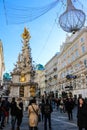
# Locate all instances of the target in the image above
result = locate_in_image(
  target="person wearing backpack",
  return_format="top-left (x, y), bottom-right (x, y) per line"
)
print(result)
top-left (43, 99), bottom-right (53, 130)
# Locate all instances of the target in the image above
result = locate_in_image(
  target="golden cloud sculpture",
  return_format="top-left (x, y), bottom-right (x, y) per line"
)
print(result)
top-left (22, 27), bottom-right (31, 40)
top-left (30, 86), bottom-right (36, 97)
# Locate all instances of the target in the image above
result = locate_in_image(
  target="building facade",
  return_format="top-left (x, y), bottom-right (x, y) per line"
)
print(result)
top-left (0, 40), bottom-right (5, 96)
top-left (45, 53), bottom-right (59, 97)
top-left (57, 27), bottom-right (87, 98)
top-left (34, 69), bottom-right (45, 97)
top-left (44, 27), bottom-right (87, 99)
top-left (0, 40), bottom-right (5, 82)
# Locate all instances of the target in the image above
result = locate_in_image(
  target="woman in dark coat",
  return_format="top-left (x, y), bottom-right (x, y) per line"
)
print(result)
top-left (77, 97), bottom-right (87, 130)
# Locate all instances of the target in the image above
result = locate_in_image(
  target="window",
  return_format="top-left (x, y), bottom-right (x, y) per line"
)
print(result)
top-left (68, 57), bottom-right (71, 63)
top-left (74, 43), bottom-right (78, 49)
top-left (71, 46), bottom-right (74, 52)
top-left (71, 54), bottom-right (75, 61)
top-left (80, 37), bottom-right (84, 42)
top-left (75, 50), bottom-right (79, 57)
top-left (81, 45), bottom-right (85, 53)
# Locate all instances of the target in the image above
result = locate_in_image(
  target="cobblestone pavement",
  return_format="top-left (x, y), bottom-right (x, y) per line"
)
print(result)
top-left (3, 106), bottom-right (78, 130)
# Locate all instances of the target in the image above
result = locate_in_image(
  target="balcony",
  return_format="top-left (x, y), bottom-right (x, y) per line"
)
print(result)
top-left (65, 86), bottom-right (73, 90)
top-left (49, 77), bottom-right (52, 81)
top-left (54, 75), bottom-right (57, 79)
top-left (45, 80), bottom-right (47, 83)
top-left (53, 68), bottom-right (57, 71)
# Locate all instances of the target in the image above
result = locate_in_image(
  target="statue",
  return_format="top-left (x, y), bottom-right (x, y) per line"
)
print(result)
top-left (21, 27), bottom-right (31, 42)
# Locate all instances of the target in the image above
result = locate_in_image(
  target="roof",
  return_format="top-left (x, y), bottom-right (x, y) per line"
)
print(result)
top-left (36, 64), bottom-right (45, 70)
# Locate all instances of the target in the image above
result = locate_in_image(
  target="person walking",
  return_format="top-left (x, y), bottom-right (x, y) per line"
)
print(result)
top-left (0, 98), bottom-right (6, 128)
top-left (65, 98), bottom-right (74, 120)
top-left (16, 98), bottom-right (23, 130)
top-left (43, 99), bottom-right (53, 130)
top-left (77, 97), bottom-right (87, 130)
top-left (28, 98), bottom-right (40, 130)
top-left (4, 97), bottom-right (10, 124)
top-left (0, 97), bottom-right (3, 129)
top-left (59, 98), bottom-right (64, 113)
top-left (10, 97), bottom-right (17, 130)
top-left (40, 99), bottom-right (45, 121)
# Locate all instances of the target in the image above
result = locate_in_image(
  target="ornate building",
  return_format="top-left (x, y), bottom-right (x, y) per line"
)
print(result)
top-left (0, 40), bottom-right (5, 96)
top-left (0, 40), bottom-right (5, 82)
top-left (44, 27), bottom-right (87, 99)
top-left (34, 64), bottom-right (45, 97)
top-left (45, 53), bottom-right (59, 97)
top-left (57, 27), bottom-right (87, 98)
top-left (9, 28), bottom-right (37, 102)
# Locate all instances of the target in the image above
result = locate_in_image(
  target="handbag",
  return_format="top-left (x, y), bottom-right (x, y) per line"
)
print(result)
top-left (32, 105), bottom-right (41, 122)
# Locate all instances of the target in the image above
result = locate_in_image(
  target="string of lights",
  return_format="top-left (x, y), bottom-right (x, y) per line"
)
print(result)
top-left (35, 4), bottom-right (63, 62)
top-left (3, 0), bottom-right (59, 24)
top-left (1, 0), bottom-right (87, 26)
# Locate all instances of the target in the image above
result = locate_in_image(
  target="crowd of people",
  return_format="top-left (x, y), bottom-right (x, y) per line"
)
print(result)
top-left (0, 96), bottom-right (87, 130)
top-left (27, 96), bottom-right (76, 130)
top-left (28, 98), bottom-right (53, 130)
top-left (0, 97), bottom-right (23, 130)
top-left (39, 96), bottom-right (87, 130)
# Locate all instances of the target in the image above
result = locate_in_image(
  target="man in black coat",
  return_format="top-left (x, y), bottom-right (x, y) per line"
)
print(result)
top-left (10, 97), bottom-right (17, 130)
top-left (40, 99), bottom-right (45, 121)
top-left (43, 99), bottom-right (53, 130)
top-left (0, 97), bottom-right (3, 129)
top-left (65, 98), bottom-right (74, 120)
top-left (16, 98), bottom-right (23, 130)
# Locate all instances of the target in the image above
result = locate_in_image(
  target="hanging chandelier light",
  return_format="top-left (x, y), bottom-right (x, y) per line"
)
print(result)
top-left (59, 0), bottom-right (86, 33)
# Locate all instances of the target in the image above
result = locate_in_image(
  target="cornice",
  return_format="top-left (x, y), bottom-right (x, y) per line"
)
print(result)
top-left (59, 27), bottom-right (87, 56)
top-left (58, 52), bottom-right (87, 80)
top-left (45, 52), bottom-right (59, 67)
top-left (10, 81), bottom-right (38, 87)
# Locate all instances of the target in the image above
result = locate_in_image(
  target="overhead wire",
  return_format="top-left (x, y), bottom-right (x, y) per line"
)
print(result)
top-left (35, 2), bottom-right (63, 62)
top-left (72, 0), bottom-right (87, 27)
top-left (35, 20), bottom-right (56, 62)
top-left (75, 0), bottom-right (87, 12)
top-left (56, 1), bottom-right (66, 28)
top-left (34, 0), bottom-right (87, 63)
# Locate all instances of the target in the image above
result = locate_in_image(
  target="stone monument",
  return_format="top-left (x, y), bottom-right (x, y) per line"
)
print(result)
top-left (10, 28), bottom-right (37, 104)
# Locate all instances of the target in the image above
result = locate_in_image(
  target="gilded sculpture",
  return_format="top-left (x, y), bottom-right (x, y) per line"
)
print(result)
top-left (22, 27), bottom-right (31, 41)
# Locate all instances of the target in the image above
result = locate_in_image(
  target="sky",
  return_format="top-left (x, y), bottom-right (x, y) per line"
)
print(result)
top-left (0, 0), bottom-right (87, 73)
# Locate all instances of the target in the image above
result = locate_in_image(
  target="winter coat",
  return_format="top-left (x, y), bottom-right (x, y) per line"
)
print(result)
top-left (10, 101), bottom-right (17, 116)
top-left (65, 100), bottom-right (74, 112)
top-left (16, 101), bottom-right (23, 118)
top-left (41, 103), bottom-right (45, 114)
top-left (77, 104), bottom-right (87, 128)
top-left (28, 103), bottom-right (40, 127)
top-left (43, 102), bottom-right (53, 115)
